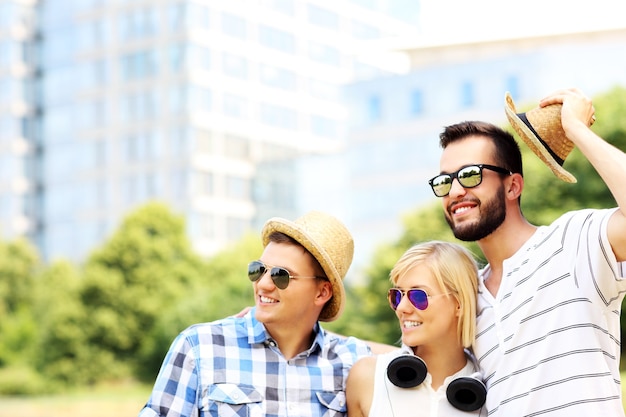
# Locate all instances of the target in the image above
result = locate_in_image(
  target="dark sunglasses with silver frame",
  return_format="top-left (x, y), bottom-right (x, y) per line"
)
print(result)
top-left (428, 163), bottom-right (512, 197)
top-left (247, 260), bottom-right (326, 290)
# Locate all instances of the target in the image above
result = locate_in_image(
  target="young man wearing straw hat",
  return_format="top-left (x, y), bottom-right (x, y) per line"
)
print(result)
top-left (139, 211), bottom-right (372, 417)
top-left (429, 87), bottom-right (626, 416)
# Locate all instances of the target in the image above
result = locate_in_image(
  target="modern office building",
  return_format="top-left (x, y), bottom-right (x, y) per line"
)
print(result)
top-left (0, 0), bottom-right (419, 262)
top-left (0, 1), bottom-right (41, 248)
top-left (343, 27), bottom-right (626, 272)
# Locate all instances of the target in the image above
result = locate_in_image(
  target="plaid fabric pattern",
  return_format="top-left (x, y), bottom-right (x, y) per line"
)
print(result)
top-left (139, 308), bottom-right (370, 417)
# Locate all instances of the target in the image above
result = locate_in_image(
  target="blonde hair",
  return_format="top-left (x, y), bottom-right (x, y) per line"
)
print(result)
top-left (389, 241), bottom-right (478, 348)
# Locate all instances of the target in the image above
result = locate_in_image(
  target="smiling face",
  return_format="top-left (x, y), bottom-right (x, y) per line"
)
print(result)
top-left (439, 135), bottom-right (508, 242)
top-left (394, 263), bottom-right (461, 353)
top-left (253, 241), bottom-right (330, 330)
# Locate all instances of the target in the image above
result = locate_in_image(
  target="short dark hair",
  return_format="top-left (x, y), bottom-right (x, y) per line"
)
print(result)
top-left (439, 121), bottom-right (523, 177)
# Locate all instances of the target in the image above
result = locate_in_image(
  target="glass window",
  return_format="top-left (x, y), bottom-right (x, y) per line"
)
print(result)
top-left (121, 91), bottom-right (157, 122)
top-left (121, 50), bottom-right (157, 80)
top-left (189, 3), bottom-right (210, 29)
top-left (307, 4), bottom-right (339, 30)
top-left (95, 179), bottom-right (108, 208)
top-left (170, 169), bottom-right (189, 199)
top-left (0, 42), bottom-right (9, 68)
top-left (80, 60), bottom-right (107, 89)
top-left (506, 75), bottom-right (520, 99)
top-left (77, 20), bottom-right (106, 51)
top-left (351, 20), bottom-right (380, 39)
top-left (461, 81), bottom-right (474, 108)
top-left (410, 89), bottom-right (424, 116)
top-left (95, 140), bottom-right (106, 168)
top-left (169, 2), bottom-right (210, 31)
top-left (169, 44), bottom-right (211, 73)
top-left (169, 84), bottom-right (204, 115)
top-left (260, 103), bottom-right (297, 130)
top-left (42, 28), bottom-right (75, 67)
top-left (259, 25), bottom-right (295, 53)
top-left (170, 127), bottom-right (191, 156)
top-left (259, 64), bottom-right (296, 90)
top-left (222, 52), bottom-right (248, 79)
top-left (119, 7), bottom-right (158, 40)
top-left (169, 84), bottom-right (186, 114)
top-left (221, 12), bottom-right (247, 39)
top-left (225, 175), bottom-right (249, 200)
top-left (311, 115), bottom-right (337, 138)
top-left (77, 100), bottom-right (105, 129)
top-left (223, 94), bottom-right (248, 118)
top-left (122, 174), bottom-right (139, 204)
top-left (0, 193), bottom-right (11, 218)
top-left (0, 115), bottom-right (17, 137)
top-left (144, 173), bottom-right (158, 199)
top-left (368, 95), bottom-right (382, 121)
top-left (308, 41), bottom-right (340, 66)
top-left (190, 212), bottom-right (215, 239)
top-left (261, 0), bottom-right (295, 15)
top-left (124, 135), bottom-right (139, 162)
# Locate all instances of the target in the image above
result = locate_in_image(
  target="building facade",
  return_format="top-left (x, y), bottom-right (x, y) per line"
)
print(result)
top-left (0, 0), bottom-right (418, 262)
top-left (0, 1), bottom-right (41, 248)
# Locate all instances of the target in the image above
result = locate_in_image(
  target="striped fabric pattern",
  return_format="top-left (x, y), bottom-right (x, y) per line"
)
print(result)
top-left (474, 208), bottom-right (626, 416)
top-left (139, 309), bottom-right (370, 417)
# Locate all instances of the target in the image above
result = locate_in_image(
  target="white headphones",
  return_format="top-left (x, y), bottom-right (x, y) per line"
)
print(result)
top-left (386, 348), bottom-right (486, 412)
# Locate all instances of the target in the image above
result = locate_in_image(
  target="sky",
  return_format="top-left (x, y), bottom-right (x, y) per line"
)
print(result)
top-left (416, 0), bottom-right (626, 42)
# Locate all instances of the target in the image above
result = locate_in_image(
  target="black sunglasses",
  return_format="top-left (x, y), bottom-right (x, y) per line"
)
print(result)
top-left (247, 260), bottom-right (324, 290)
top-left (428, 164), bottom-right (512, 197)
top-left (388, 288), bottom-right (451, 311)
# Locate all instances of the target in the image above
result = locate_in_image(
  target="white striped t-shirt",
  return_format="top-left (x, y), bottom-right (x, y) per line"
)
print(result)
top-left (474, 208), bottom-right (626, 417)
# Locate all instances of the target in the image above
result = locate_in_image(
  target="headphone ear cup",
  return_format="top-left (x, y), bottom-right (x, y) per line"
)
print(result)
top-left (386, 355), bottom-right (427, 388)
top-left (446, 373), bottom-right (487, 411)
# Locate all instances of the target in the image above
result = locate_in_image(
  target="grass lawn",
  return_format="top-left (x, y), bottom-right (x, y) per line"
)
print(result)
top-left (0, 380), bottom-right (151, 417)
top-left (3, 375), bottom-right (626, 416)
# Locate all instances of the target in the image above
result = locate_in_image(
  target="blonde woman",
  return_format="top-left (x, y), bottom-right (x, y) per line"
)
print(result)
top-left (346, 241), bottom-right (485, 416)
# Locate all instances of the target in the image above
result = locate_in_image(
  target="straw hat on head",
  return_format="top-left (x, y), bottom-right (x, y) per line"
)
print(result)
top-left (261, 210), bottom-right (354, 322)
top-left (504, 91), bottom-right (577, 183)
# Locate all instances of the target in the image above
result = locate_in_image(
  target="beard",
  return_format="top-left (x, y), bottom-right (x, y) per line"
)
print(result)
top-left (445, 185), bottom-right (506, 242)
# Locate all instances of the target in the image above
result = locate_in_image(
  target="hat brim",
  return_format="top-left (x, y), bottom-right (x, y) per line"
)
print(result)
top-left (262, 218), bottom-right (344, 322)
top-left (504, 92), bottom-right (577, 183)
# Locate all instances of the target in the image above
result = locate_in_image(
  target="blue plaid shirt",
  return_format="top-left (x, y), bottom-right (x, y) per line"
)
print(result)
top-left (139, 308), bottom-right (371, 417)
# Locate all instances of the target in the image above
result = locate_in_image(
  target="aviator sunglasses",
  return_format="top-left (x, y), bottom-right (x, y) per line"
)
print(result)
top-left (428, 164), bottom-right (512, 197)
top-left (247, 260), bottom-right (325, 290)
top-left (388, 288), bottom-right (452, 311)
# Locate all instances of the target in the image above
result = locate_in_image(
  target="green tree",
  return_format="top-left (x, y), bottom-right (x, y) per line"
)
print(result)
top-left (0, 239), bottom-right (45, 394)
top-left (77, 202), bottom-right (207, 383)
top-left (33, 260), bottom-right (94, 387)
top-left (0, 239), bottom-right (39, 315)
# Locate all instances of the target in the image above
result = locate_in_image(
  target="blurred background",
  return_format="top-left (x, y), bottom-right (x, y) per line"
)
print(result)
top-left (1, 0), bottom-right (626, 415)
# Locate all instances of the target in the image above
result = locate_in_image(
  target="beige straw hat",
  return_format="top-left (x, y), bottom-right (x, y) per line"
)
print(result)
top-left (261, 211), bottom-right (354, 322)
top-left (504, 91), bottom-right (577, 183)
